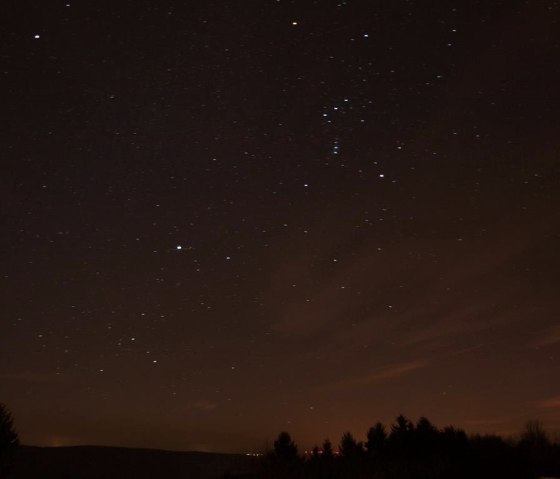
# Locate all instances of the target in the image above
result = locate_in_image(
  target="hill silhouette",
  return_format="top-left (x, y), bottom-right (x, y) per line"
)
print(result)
top-left (13, 445), bottom-right (260, 479)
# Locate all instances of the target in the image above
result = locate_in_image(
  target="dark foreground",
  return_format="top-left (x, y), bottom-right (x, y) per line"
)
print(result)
top-left (9, 440), bottom-right (560, 479)
top-left (13, 445), bottom-right (260, 479)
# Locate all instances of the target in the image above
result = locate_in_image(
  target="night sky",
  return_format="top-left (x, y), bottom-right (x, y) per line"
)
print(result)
top-left (2, 0), bottom-right (560, 453)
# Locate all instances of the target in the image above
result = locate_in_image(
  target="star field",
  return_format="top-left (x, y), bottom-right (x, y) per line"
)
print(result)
top-left (1, 0), bottom-right (560, 452)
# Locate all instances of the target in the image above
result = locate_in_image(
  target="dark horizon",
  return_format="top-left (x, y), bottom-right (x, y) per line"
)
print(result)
top-left (12, 412), bottom-right (560, 456)
top-left (2, 0), bottom-right (559, 453)
top-left (8, 419), bottom-right (560, 479)
top-left (13, 414), bottom-right (560, 455)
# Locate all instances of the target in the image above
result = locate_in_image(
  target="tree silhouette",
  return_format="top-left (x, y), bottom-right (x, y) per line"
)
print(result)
top-left (415, 416), bottom-right (437, 437)
top-left (311, 446), bottom-right (321, 459)
top-left (364, 422), bottom-right (388, 477)
top-left (441, 425), bottom-right (467, 443)
top-left (414, 416), bottom-right (439, 457)
top-left (250, 417), bottom-right (560, 479)
top-left (339, 432), bottom-right (362, 458)
top-left (266, 432), bottom-right (301, 478)
top-left (440, 425), bottom-right (468, 458)
top-left (338, 432), bottom-right (363, 478)
top-left (390, 414), bottom-right (414, 436)
top-left (317, 439), bottom-right (336, 479)
top-left (389, 414), bottom-right (414, 453)
top-left (307, 446), bottom-right (322, 477)
top-left (273, 431), bottom-right (298, 462)
top-left (519, 420), bottom-right (553, 477)
top-left (0, 404), bottom-right (19, 479)
top-left (365, 422), bottom-right (386, 457)
top-left (321, 439), bottom-right (333, 459)
top-left (520, 419), bottom-right (550, 449)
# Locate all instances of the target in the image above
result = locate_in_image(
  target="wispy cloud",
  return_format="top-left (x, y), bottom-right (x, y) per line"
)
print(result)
top-left (464, 418), bottom-right (510, 427)
top-left (532, 324), bottom-right (560, 347)
top-left (322, 359), bottom-right (429, 392)
top-left (186, 400), bottom-right (217, 411)
top-left (262, 213), bottom-right (546, 346)
top-left (0, 372), bottom-right (66, 383)
top-left (536, 396), bottom-right (560, 409)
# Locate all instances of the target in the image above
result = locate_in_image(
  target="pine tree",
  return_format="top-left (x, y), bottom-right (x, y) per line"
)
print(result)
top-left (273, 431), bottom-right (298, 462)
top-left (366, 422), bottom-right (387, 456)
top-left (0, 404), bottom-right (19, 479)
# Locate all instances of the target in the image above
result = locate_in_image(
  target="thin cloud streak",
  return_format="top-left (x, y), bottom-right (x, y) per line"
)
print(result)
top-left (321, 359), bottom-right (429, 392)
top-left (0, 372), bottom-right (67, 383)
top-left (185, 400), bottom-right (218, 411)
top-left (536, 396), bottom-right (560, 409)
top-left (532, 324), bottom-right (560, 347)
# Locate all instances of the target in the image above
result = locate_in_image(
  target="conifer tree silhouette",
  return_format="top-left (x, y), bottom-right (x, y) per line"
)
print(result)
top-left (339, 432), bottom-right (361, 458)
top-left (0, 404), bottom-right (19, 479)
top-left (365, 422), bottom-right (387, 456)
top-left (273, 431), bottom-right (298, 462)
top-left (321, 439), bottom-right (333, 459)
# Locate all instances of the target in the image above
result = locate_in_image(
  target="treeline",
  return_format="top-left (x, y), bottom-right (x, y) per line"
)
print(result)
top-left (242, 415), bottom-right (560, 479)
